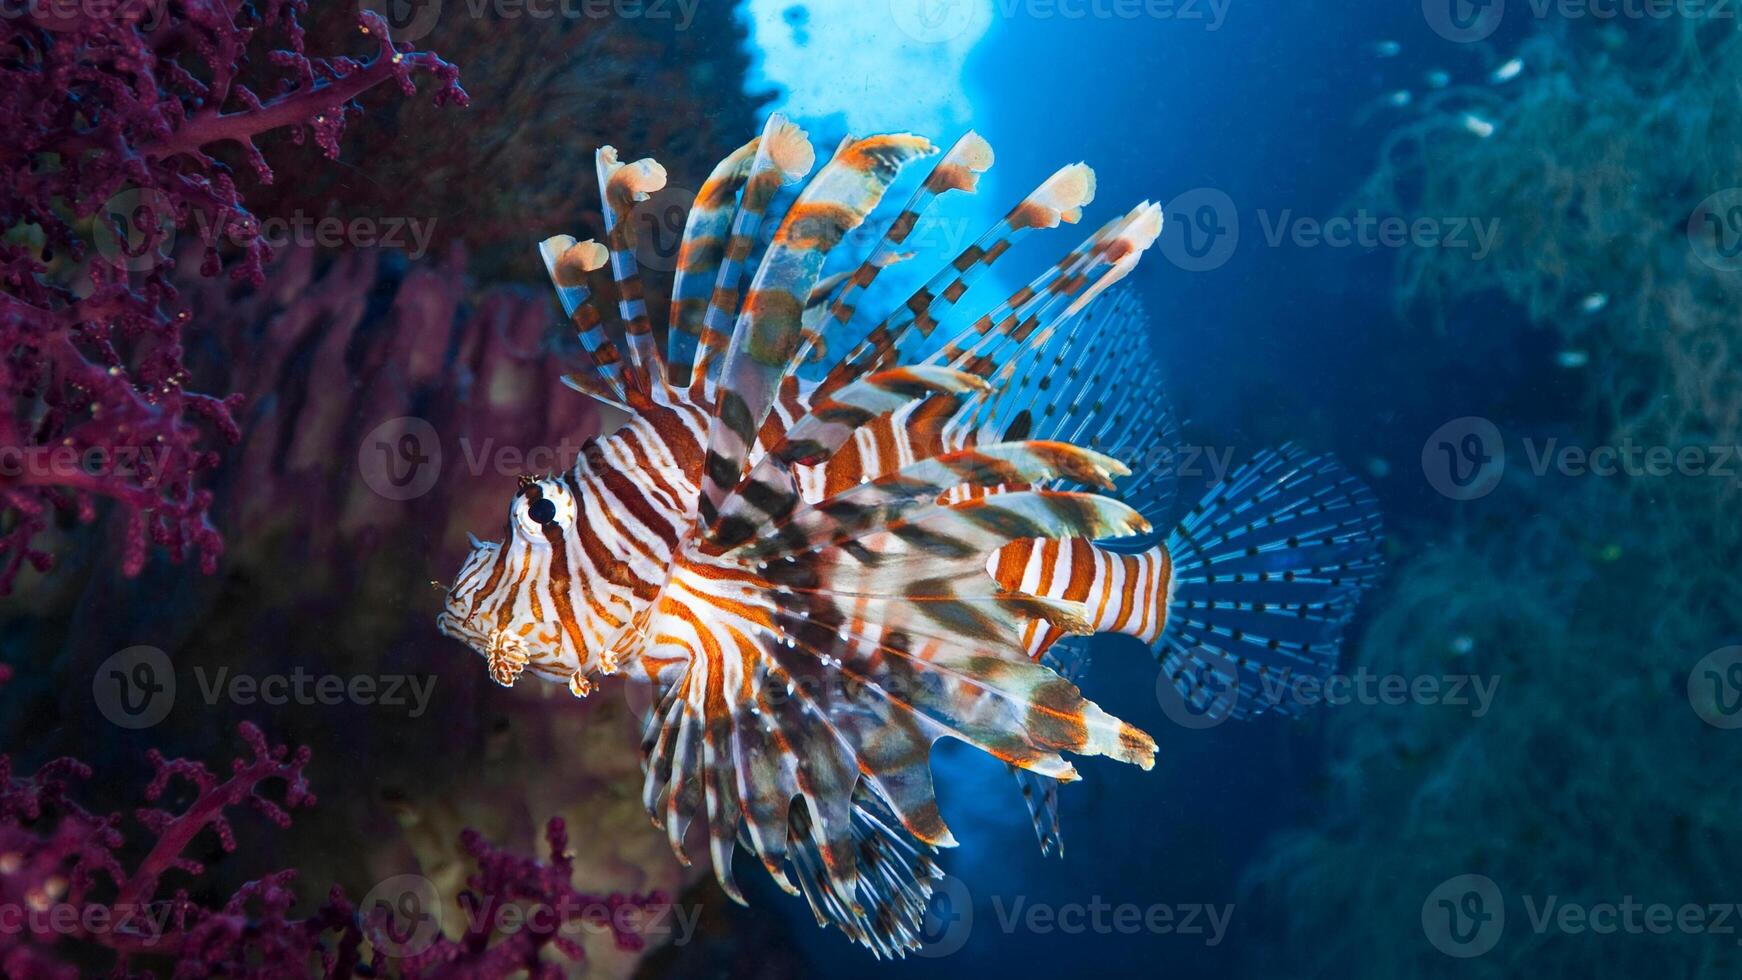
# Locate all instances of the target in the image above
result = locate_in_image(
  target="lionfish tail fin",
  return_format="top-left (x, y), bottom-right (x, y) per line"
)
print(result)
top-left (1160, 444), bottom-right (1384, 721)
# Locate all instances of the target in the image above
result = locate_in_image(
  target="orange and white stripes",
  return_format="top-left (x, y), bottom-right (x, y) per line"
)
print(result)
top-left (990, 537), bottom-right (1175, 659)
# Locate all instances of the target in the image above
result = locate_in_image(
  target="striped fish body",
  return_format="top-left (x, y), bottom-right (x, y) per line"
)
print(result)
top-left (438, 116), bottom-right (1384, 956)
top-left (439, 380), bottom-right (1178, 692)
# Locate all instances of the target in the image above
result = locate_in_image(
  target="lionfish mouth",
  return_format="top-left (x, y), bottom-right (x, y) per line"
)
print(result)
top-left (437, 608), bottom-right (532, 688)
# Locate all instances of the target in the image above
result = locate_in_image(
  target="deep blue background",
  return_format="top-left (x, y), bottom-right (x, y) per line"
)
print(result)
top-left (723, 6), bottom-right (1571, 977)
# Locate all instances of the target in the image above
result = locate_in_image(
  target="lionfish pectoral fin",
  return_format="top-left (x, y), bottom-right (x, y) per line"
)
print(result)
top-left (566, 671), bottom-right (593, 698)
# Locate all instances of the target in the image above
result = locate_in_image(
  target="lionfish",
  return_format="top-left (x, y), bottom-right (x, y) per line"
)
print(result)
top-left (438, 115), bottom-right (1382, 955)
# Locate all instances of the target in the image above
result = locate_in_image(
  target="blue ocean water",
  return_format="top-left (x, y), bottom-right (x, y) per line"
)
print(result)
top-left (723, 7), bottom-right (1524, 977)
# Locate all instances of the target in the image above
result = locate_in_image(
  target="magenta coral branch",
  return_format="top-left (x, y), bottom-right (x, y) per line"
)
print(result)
top-left (0, 721), bottom-right (663, 976)
top-left (115, 722), bottom-right (315, 911)
top-left (0, 4), bottom-right (465, 594)
top-left (149, 16), bottom-right (468, 162)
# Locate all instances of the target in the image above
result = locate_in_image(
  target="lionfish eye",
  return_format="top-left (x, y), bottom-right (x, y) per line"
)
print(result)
top-left (528, 497), bottom-right (558, 525)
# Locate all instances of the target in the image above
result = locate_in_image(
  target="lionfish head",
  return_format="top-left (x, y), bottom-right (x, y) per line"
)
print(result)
top-left (437, 477), bottom-right (588, 690)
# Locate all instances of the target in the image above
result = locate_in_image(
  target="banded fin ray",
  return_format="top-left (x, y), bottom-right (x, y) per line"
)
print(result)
top-left (1011, 638), bottom-right (1091, 858)
top-left (668, 135), bottom-right (765, 387)
top-left (960, 289), bottom-right (1183, 536)
top-left (802, 131), bottom-right (995, 361)
top-left (692, 114), bottom-right (819, 387)
top-left (816, 162), bottom-right (1099, 399)
top-left (537, 234), bottom-right (628, 409)
top-left (596, 147), bottom-right (670, 391)
top-left (696, 133), bottom-right (940, 531)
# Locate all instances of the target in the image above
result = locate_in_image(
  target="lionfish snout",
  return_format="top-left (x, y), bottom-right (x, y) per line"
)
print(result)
top-left (436, 536), bottom-right (504, 664)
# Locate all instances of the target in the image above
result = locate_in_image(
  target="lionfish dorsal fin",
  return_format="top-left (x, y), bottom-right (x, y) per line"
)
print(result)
top-left (667, 135), bottom-right (766, 387)
top-left (957, 288), bottom-right (1183, 533)
top-left (927, 200), bottom-right (1164, 386)
top-left (689, 114), bottom-right (817, 391)
top-left (694, 132), bottom-right (938, 532)
top-left (807, 131), bottom-right (994, 349)
top-left (595, 147), bottom-right (669, 392)
top-left (815, 161), bottom-right (1098, 400)
top-left (537, 234), bottom-right (628, 409)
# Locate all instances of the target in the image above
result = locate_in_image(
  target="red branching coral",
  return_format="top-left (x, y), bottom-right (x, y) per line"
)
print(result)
top-left (0, 1), bottom-right (467, 594)
top-left (0, 712), bottom-right (662, 978)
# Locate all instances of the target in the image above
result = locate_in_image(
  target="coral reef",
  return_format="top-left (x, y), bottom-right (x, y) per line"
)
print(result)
top-left (2, 3), bottom-right (769, 974)
top-left (0, 1), bottom-right (465, 594)
top-left (1244, 17), bottom-right (1742, 977)
top-left (1357, 19), bottom-right (1742, 451)
top-left (0, 700), bottom-right (663, 978)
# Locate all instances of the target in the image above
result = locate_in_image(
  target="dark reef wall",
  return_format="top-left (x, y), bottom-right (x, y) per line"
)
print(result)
top-left (1240, 18), bottom-right (1742, 978)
